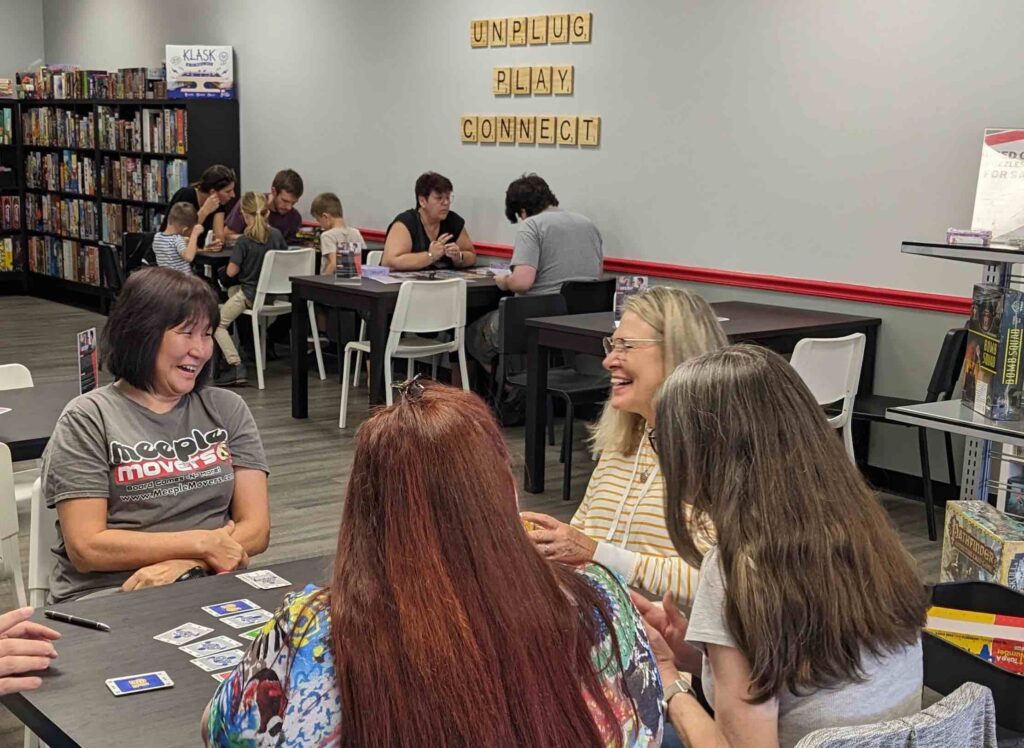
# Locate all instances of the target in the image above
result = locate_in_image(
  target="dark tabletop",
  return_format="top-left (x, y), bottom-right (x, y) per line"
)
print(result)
top-left (0, 382), bottom-right (80, 461)
top-left (290, 272), bottom-right (499, 297)
top-left (527, 301), bottom-right (881, 340)
top-left (2, 556), bottom-right (333, 748)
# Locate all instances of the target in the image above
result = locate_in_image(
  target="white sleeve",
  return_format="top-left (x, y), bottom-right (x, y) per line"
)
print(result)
top-left (594, 541), bottom-right (639, 581)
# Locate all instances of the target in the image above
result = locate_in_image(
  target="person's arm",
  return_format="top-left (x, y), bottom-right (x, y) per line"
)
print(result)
top-left (445, 228), bottom-right (477, 267)
top-left (320, 233), bottom-right (337, 276)
top-left (197, 192), bottom-right (220, 224)
top-left (180, 226), bottom-right (202, 262)
top-left (209, 212), bottom-right (226, 249)
top-left (496, 264), bottom-right (536, 293)
top-left (226, 241), bottom-right (244, 278)
top-left (228, 467), bottom-right (270, 556)
top-left (57, 498), bottom-right (246, 574)
top-left (499, 220), bottom-right (540, 292)
top-left (0, 607), bottom-right (60, 696)
top-left (383, 221), bottom-right (442, 270)
top-left (226, 261), bottom-right (241, 278)
top-left (223, 202), bottom-right (244, 243)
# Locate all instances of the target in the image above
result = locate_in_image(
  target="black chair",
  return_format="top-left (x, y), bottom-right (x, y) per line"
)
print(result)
top-left (495, 294), bottom-right (610, 501)
top-left (560, 278), bottom-right (616, 314)
top-left (123, 232), bottom-right (156, 273)
top-left (845, 327), bottom-right (968, 541)
top-left (98, 243), bottom-right (125, 295)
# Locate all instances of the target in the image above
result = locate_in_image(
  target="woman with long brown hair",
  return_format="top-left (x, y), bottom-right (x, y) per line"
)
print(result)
top-left (642, 345), bottom-right (928, 748)
top-left (204, 380), bottom-right (663, 746)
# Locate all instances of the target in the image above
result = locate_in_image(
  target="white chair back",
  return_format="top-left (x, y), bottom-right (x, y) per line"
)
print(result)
top-left (253, 248), bottom-right (316, 307)
top-left (366, 250), bottom-right (383, 267)
top-left (28, 477), bottom-right (56, 608)
top-left (0, 444), bottom-right (27, 606)
top-left (390, 279), bottom-right (467, 335)
top-left (0, 364), bottom-right (33, 390)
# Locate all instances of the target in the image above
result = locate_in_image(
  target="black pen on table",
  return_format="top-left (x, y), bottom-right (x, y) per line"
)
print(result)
top-left (44, 610), bottom-right (111, 632)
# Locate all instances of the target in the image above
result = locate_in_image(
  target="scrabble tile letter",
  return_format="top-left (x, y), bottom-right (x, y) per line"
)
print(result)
top-left (509, 17), bottom-right (527, 46)
top-left (537, 116), bottom-right (557, 144)
top-left (470, 20), bottom-right (489, 48)
top-left (512, 67), bottom-right (531, 95)
top-left (553, 65), bottom-right (574, 95)
top-left (492, 67), bottom-right (511, 96)
top-left (569, 13), bottom-right (592, 43)
top-left (578, 116), bottom-right (600, 146)
top-left (461, 116), bottom-right (478, 143)
top-left (489, 18), bottom-right (507, 46)
top-left (528, 15), bottom-right (548, 45)
top-left (557, 116), bottom-right (578, 145)
top-left (531, 66), bottom-right (552, 95)
top-left (549, 14), bottom-right (570, 44)
top-left (516, 116), bottom-right (537, 144)
top-left (498, 116), bottom-right (515, 143)
top-left (478, 116), bottom-right (497, 143)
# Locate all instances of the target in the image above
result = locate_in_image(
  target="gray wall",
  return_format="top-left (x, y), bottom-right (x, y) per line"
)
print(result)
top-left (38, 0), bottom-right (1000, 477)
top-left (0, 0), bottom-right (44, 79)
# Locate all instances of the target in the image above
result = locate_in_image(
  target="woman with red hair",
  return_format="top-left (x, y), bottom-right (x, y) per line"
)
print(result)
top-left (203, 380), bottom-right (663, 747)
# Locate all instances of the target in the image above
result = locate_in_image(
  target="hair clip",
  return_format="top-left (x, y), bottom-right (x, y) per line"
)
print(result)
top-left (391, 372), bottom-right (426, 400)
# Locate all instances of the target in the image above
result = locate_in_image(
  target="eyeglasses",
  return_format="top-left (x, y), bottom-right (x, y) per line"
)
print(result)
top-left (645, 426), bottom-right (658, 455)
top-left (601, 337), bottom-right (663, 355)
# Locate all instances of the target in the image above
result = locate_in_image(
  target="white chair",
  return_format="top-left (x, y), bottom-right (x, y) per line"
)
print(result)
top-left (0, 444), bottom-right (27, 607)
top-left (27, 477), bottom-right (55, 609)
top-left (352, 250), bottom-right (383, 387)
top-left (241, 248), bottom-right (325, 390)
top-left (789, 333), bottom-right (866, 462)
top-left (0, 365), bottom-right (38, 507)
top-left (340, 278), bottom-right (470, 427)
top-left (795, 681), bottom-right (996, 747)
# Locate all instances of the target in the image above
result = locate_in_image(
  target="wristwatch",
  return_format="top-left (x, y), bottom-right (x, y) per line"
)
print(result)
top-left (174, 565), bottom-right (208, 583)
top-left (661, 676), bottom-right (692, 710)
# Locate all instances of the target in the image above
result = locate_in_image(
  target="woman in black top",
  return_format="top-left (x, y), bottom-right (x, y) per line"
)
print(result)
top-left (383, 171), bottom-right (477, 270)
top-left (161, 164), bottom-right (237, 249)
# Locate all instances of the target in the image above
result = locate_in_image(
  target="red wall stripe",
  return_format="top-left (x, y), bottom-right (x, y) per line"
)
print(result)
top-left (353, 226), bottom-right (971, 316)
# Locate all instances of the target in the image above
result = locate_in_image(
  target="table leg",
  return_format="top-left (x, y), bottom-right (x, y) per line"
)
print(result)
top-left (524, 327), bottom-right (549, 493)
top-left (368, 298), bottom-right (389, 405)
top-left (291, 292), bottom-right (309, 419)
top-left (852, 324), bottom-right (879, 462)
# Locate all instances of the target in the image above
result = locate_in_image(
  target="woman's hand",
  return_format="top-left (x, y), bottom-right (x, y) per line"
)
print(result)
top-left (0, 608), bottom-right (59, 696)
top-left (199, 521), bottom-right (249, 572)
top-left (198, 193), bottom-right (220, 221)
top-left (120, 559), bottom-right (206, 592)
top-left (443, 242), bottom-right (462, 263)
top-left (521, 512), bottom-right (598, 565)
top-left (631, 590), bottom-right (703, 675)
top-left (428, 233), bottom-right (453, 262)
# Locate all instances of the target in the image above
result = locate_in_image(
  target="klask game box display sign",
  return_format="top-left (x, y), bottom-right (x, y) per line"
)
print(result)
top-left (165, 45), bottom-right (233, 99)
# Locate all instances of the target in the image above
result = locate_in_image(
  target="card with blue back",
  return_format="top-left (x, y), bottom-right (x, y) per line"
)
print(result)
top-left (105, 671), bottom-right (174, 696)
top-left (202, 599), bottom-right (258, 617)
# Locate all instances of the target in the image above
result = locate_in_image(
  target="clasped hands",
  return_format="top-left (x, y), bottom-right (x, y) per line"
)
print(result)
top-left (120, 521), bottom-right (248, 593)
top-left (428, 233), bottom-right (461, 263)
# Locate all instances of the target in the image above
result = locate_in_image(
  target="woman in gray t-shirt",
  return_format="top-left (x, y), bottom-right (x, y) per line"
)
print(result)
top-left (641, 345), bottom-right (927, 748)
top-left (41, 268), bottom-right (270, 603)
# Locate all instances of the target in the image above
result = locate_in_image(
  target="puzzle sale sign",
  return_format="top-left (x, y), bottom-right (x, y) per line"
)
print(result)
top-left (166, 45), bottom-right (234, 99)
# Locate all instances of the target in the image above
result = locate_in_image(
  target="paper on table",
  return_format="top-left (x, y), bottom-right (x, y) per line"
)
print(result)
top-left (717, 317), bottom-right (729, 322)
top-left (0, 407), bottom-right (10, 415)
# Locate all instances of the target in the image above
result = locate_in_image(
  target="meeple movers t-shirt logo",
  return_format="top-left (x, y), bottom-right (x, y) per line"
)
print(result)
top-left (109, 428), bottom-right (231, 485)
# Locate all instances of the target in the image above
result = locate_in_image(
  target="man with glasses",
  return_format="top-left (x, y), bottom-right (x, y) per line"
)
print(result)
top-left (224, 168), bottom-right (304, 244)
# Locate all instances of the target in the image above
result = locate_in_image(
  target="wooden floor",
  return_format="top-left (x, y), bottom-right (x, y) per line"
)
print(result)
top-left (0, 294), bottom-right (947, 746)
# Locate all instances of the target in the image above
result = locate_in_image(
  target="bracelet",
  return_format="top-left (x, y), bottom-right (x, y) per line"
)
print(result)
top-left (458, 250), bottom-right (464, 263)
top-left (661, 676), bottom-right (692, 710)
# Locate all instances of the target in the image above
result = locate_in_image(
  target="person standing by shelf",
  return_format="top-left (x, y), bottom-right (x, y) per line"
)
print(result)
top-left (161, 164), bottom-right (236, 250)
top-left (224, 168), bottom-right (304, 245)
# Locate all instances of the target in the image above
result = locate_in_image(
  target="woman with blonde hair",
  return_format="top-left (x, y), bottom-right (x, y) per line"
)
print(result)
top-left (213, 191), bottom-right (288, 386)
top-left (524, 286), bottom-right (726, 604)
top-left (644, 345), bottom-right (927, 747)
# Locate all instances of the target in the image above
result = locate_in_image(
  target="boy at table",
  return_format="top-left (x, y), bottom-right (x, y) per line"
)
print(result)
top-left (152, 202), bottom-right (203, 275)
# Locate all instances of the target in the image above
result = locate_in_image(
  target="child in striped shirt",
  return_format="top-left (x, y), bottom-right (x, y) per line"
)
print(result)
top-left (153, 202), bottom-right (203, 274)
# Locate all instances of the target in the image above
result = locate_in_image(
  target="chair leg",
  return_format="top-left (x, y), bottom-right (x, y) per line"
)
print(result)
top-left (431, 355), bottom-right (439, 381)
top-left (407, 357), bottom-right (415, 380)
top-left (260, 321), bottom-right (268, 370)
top-left (841, 422), bottom-right (855, 464)
top-left (457, 344), bottom-right (470, 393)
top-left (943, 432), bottom-right (957, 488)
top-left (385, 353), bottom-right (395, 406)
top-left (562, 399), bottom-right (575, 502)
top-left (308, 302), bottom-right (325, 381)
top-left (339, 347), bottom-right (353, 428)
top-left (2, 536), bottom-right (26, 607)
top-left (353, 319), bottom-right (367, 387)
top-left (251, 316), bottom-right (265, 390)
top-left (918, 427), bottom-right (937, 541)
top-left (547, 396), bottom-right (556, 447)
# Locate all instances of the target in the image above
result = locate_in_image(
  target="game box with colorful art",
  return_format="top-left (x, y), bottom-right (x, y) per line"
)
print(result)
top-left (961, 284), bottom-right (1024, 421)
top-left (941, 501), bottom-right (1024, 592)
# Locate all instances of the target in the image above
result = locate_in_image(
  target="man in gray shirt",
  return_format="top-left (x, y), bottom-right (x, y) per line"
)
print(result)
top-left (467, 174), bottom-right (604, 368)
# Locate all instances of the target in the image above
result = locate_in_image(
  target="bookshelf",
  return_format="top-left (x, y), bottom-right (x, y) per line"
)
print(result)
top-left (0, 99), bottom-right (25, 293)
top-left (1, 98), bottom-right (239, 308)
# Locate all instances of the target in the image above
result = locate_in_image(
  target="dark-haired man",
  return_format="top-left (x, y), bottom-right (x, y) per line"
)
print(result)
top-left (224, 168), bottom-right (304, 244)
top-left (467, 174), bottom-right (603, 368)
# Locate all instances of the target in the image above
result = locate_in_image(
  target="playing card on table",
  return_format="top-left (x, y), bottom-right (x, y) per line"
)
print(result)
top-left (237, 570), bottom-right (291, 589)
top-left (221, 609), bottom-right (273, 629)
top-left (202, 599), bottom-right (258, 617)
top-left (153, 622), bottom-right (214, 646)
top-left (105, 671), bottom-right (173, 696)
top-left (240, 627), bottom-right (263, 641)
top-left (211, 671), bottom-right (232, 682)
top-left (191, 649), bottom-right (244, 672)
top-left (179, 635), bottom-right (242, 657)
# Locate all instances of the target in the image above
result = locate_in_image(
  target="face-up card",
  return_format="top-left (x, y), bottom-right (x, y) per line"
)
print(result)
top-left (211, 671), bottom-right (232, 682)
top-left (106, 671), bottom-right (174, 696)
top-left (153, 622), bottom-right (214, 646)
top-left (202, 599), bottom-right (259, 617)
top-left (191, 649), bottom-right (244, 672)
top-left (240, 627), bottom-right (263, 641)
top-left (179, 635), bottom-right (242, 657)
top-left (237, 570), bottom-right (291, 590)
top-left (221, 609), bottom-right (273, 629)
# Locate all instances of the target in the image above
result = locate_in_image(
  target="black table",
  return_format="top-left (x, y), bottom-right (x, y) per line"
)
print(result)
top-left (289, 274), bottom-right (504, 415)
top-left (1, 556), bottom-right (332, 747)
top-left (0, 382), bottom-right (80, 461)
top-left (523, 301), bottom-right (882, 492)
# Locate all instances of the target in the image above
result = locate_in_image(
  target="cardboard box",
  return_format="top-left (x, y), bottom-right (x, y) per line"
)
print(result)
top-left (941, 501), bottom-right (1024, 592)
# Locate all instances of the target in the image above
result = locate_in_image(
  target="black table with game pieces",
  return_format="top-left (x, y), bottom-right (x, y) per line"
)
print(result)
top-left (1, 556), bottom-right (331, 747)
